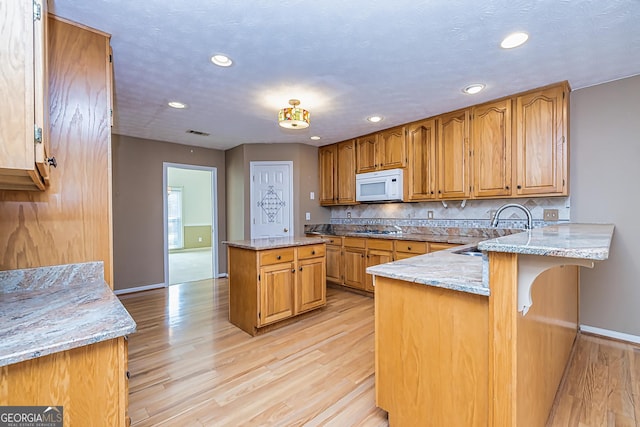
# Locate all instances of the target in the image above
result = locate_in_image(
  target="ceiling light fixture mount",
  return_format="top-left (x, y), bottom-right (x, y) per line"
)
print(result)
top-left (211, 54), bottom-right (233, 67)
top-left (501, 32), bottom-right (529, 49)
top-left (278, 99), bottom-right (310, 129)
top-left (463, 84), bottom-right (485, 95)
top-left (168, 101), bottom-right (187, 109)
top-left (367, 115), bottom-right (383, 123)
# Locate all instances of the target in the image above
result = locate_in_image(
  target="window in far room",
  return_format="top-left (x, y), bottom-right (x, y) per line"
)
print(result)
top-left (167, 186), bottom-right (183, 250)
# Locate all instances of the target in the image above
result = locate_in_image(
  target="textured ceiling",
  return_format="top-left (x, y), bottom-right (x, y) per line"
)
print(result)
top-left (49, 0), bottom-right (640, 151)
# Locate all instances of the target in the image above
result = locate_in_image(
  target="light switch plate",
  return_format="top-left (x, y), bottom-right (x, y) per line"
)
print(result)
top-left (543, 209), bottom-right (559, 221)
top-left (310, 192), bottom-right (315, 200)
top-left (305, 212), bottom-right (311, 221)
top-left (427, 210), bottom-right (434, 219)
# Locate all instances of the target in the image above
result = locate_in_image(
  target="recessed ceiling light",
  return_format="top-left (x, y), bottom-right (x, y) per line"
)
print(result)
top-left (500, 32), bottom-right (529, 49)
top-left (463, 84), bottom-right (485, 95)
top-left (310, 136), bottom-right (321, 141)
top-left (367, 115), bottom-right (383, 123)
top-left (168, 101), bottom-right (187, 109)
top-left (211, 54), bottom-right (233, 67)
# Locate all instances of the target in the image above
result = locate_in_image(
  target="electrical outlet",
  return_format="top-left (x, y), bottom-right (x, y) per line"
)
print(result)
top-left (347, 211), bottom-right (351, 219)
top-left (543, 209), bottom-right (559, 221)
top-left (198, 237), bottom-right (203, 242)
top-left (305, 212), bottom-right (311, 221)
top-left (310, 191), bottom-right (315, 200)
top-left (427, 210), bottom-right (434, 219)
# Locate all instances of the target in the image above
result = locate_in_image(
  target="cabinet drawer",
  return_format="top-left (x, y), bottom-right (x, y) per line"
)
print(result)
top-left (321, 235), bottom-right (343, 246)
top-left (298, 244), bottom-right (325, 259)
top-left (260, 248), bottom-right (295, 265)
top-left (395, 240), bottom-right (427, 254)
top-left (367, 239), bottom-right (394, 251)
top-left (429, 242), bottom-right (460, 252)
top-left (344, 237), bottom-right (366, 249)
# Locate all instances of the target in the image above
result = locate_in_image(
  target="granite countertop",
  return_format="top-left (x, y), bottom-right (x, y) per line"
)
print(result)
top-left (367, 223), bottom-right (615, 296)
top-left (309, 230), bottom-right (483, 246)
top-left (0, 262), bottom-right (137, 367)
top-left (224, 236), bottom-right (326, 250)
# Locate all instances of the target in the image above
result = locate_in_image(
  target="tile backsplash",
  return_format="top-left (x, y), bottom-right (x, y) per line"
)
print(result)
top-left (329, 197), bottom-right (570, 230)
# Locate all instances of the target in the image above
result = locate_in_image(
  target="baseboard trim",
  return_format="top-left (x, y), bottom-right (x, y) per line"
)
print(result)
top-left (217, 273), bottom-right (228, 278)
top-left (114, 282), bottom-right (166, 295)
top-left (580, 324), bottom-right (640, 345)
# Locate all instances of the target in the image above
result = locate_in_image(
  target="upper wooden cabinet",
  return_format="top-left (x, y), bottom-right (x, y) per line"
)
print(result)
top-left (438, 110), bottom-right (470, 199)
top-left (319, 140), bottom-right (356, 206)
top-left (472, 99), bottom-right (513, 198)
top-left (406, 119), bottom-right (437, 201)
top-left (356, 126), bottom-right (407, 173)
top-left (336, 140), bottom-right (357, 204)
top-left (0, 0), bottom-right (50, 191)
top-left (515, 84), bottom-right (568, 196)
top-left (318, 144), bottom-right (337, 204)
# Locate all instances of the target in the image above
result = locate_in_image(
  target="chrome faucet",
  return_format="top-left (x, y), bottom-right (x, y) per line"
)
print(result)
top-left (491, 203), bottom-right (533, 229)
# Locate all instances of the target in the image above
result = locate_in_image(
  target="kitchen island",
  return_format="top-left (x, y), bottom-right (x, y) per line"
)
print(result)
top-left (368, 223), bottom-right (614, 427)
top-left (225, 237), bottom-right (327, 336)
top-left (0, 262), bottom-right (136, 426)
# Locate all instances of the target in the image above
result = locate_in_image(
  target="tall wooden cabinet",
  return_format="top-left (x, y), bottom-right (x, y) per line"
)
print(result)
top-left (472, 99), bottom-right (512, 198)
top-left (319, 140), bottom-right (356, 206)
top-left (0, 0), bottom-right (51, 190)
top-left (406, 119), bottom-right (437, 201)
top-left (515, 84), bottom-right (568, 196)
top-left (438, 110), bottom-right (471, 199)
top-left (355, 126), bottom-right (407, 173)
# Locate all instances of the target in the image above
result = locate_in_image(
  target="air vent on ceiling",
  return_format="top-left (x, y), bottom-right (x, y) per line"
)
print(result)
top-left (186, 129), bottom-right (210, 137)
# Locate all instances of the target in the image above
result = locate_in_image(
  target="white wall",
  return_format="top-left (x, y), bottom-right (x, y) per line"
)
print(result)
top-left (571, 74), bottom-right (640, 336)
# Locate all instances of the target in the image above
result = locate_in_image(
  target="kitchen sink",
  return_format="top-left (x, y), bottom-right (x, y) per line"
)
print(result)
top-left (453, 246), bottom-right (484, 257)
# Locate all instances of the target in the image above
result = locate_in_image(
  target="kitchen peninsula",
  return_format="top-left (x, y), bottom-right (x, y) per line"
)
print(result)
top-left (368, 223), bottom-right (614, 427)
top-left (225, 237), bottom-right (327, 336)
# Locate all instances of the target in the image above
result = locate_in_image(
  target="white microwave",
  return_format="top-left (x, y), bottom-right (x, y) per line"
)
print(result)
top-left (355, 168), bottom-right (404, 202)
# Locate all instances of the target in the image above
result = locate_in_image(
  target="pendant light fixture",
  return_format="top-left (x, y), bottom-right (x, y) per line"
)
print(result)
top-left (278, 99), bottom-right (310, 129)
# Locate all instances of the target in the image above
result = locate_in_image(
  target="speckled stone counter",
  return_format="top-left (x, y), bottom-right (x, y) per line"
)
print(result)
top-left (0, 262), bottom-right (137, 367)
top-left (477, 223), bottom-right (614, 260)
top-left (223, 236), bottom-right (326, 250)
top-left (367, 223), bottom-right (614, 296)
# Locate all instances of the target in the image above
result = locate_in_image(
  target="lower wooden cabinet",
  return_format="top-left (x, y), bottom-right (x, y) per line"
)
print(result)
top-left (0, 337), bottom-right (129, 426)
top-left (343, 237), bottom-right (367, 291)
top-left (365, 239), bottom-right (394, 292)
top-left (394, 240), bottom-right (428, 260)
top-left (228, 243), bottom-right (326, 336)
top-left (429, 242), bottom-right (460, 252)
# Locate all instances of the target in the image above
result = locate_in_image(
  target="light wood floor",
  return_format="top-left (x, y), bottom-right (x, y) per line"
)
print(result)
top-left (119, 279), bottom-right (640, 426)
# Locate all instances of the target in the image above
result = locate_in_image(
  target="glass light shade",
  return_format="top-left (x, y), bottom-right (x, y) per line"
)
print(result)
top-left (278, 106), bottom-right (310, 129)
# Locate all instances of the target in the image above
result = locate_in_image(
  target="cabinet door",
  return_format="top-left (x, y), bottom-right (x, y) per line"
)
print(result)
top-left (378, 126), bottom-right (407, 169)
top-left (356, 134), bottom-right (378, 173)
top-left (344, 247), bottom-right (366, 290)
top-left (472, 99), bottom-right (512, 198)
top-left (296, 257), bottom-right (326, 313)
top-left (515, 84), bottom-right (567, 196)
top-left (438, 110), bottom-right (470, 199)
top-left (319, 144), bottom-right (337, 205)
top-left (259, 262), bottom-right (294, 326)
top-left (0, 0), bottom-right (47, 190)
top-left (325, 243), bottom-right (343, 285)
top-left (429, 242), bottom-right (460, 252)
top-left (365, 249), bottom-right (393, 292)
top-left (406, 119), bottom-right (437, 201)
top-left (337, 140), bottom-right (357, 204)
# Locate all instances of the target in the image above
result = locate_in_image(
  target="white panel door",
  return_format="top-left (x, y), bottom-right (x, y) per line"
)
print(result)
top-left (250, 161), bottom-right (293, 238)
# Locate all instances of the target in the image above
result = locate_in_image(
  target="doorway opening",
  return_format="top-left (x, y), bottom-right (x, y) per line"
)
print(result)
top-left (163, 163), bottom-right (218, 286)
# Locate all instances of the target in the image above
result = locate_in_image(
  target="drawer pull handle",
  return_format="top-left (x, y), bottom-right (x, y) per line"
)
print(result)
top-left (276, 255), bottom-right (281, 260)
top-left (311, 250), bottom-right (315, 255)
top-left (299, 267), bottom-right (303, 271)
top-left (126, 371), bottom-right (131, 380)
top-left (291, 269), bottom-right (296, 273)
top-left (407, 246), bottom-right (411, 250)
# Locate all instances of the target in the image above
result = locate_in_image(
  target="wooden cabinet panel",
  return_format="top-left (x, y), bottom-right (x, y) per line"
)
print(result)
top-left (297, 244), bottom-right (325, 260)
top-left (344, 247), bottom-right (366, 290)
top-left (378, 126), bottom-right (407, 169)
top-left (472, 99), bottom-right (512, 198)
top-left (319, 144), bottom-right (337, 205)
top-left (406, 119), bottom-right (437, 201)
top-left (297, 257), bottom-right (326, 313)
top-left (325, 242), bottom-right (343, 285)
top-left (438, 110), bottom-right (470, 199)
top-left (365, 248), bottom-right (393, 292)
top-left (0, 0), bottom-right (48, 191)
top-left (337, 140), bottom-right (357, 204)
top-left (356, 134), bottom-right (378, 173)
top-left (515, 84), bottom-right (567, 196)
top-left (367, 238), bottom-right (394, 251)
top-left (344, 237), bottom-right (367, 249)
top-left (0, 337), bottom-right (128, 426)
top-left (259, 262), bottom-right (295, 326)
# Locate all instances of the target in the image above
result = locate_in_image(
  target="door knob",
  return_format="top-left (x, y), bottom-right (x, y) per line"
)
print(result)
top-left (284, 228), bottom-right (289, 233)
